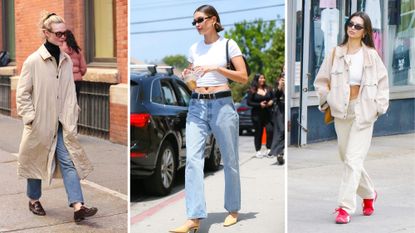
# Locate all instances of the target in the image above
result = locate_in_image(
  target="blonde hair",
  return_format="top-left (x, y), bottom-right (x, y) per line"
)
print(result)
top-left (39, 11), bottom-right (65, 38)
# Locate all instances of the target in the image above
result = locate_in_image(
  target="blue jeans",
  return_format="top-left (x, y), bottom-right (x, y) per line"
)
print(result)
top-left (185, 96), bottom-right (241, 219)
top-left (27, 124), bottom-right (84, 207)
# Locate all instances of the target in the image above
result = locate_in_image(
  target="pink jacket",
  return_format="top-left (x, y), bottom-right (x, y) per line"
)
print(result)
top-left (62, 44), bottom-right (87, 82)
top-left (314, 43), bottom-right (389, 129)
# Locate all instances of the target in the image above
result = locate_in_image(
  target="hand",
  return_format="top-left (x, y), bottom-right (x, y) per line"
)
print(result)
top-left (181, 68), bottom-right (192, 79)
top-left (278, 78), bottom-right (285, 91)
top-left (267, 100), bottom-right (274, 107)
top-left (193, 66), bottom-right (218, 77)
top-left (260, 101), bottom-right (267, 108)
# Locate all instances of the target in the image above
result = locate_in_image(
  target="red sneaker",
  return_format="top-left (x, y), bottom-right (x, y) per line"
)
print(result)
top-left (363, 192), bottom-right (377, 216)
top-left (335, 208), bottom-right (350, 224)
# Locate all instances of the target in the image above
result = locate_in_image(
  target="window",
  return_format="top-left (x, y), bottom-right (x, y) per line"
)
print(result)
top-left (85, 0), bottom-right (116, 64)
top-left (161, 81), bottom-right (178, 106)
top-left (1, 0), bottom-right (15, 63)
top-left (175, 81), bottom-right (191, 107)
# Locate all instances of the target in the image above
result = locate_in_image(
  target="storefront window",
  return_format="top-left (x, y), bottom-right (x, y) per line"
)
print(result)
top-left (387, 0), bottom-right (414, 86)
top-left (2, 0), bottom-right (15, 62)
top-left (308, 0), bottom-right (344, 91)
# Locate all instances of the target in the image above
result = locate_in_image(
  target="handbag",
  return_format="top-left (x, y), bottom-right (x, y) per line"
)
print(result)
top-left (226, 39), bottom-right (250, 76)
top-left (324, 47), bottom-right (336, 125)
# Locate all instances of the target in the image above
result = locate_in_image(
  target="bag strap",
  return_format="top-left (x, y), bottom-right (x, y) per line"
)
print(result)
top-left (226, 39), bottom-right (230, 69)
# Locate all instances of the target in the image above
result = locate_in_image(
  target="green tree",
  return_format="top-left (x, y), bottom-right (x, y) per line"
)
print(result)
top-left (162, 54), bottom-right (188, 71)
top-left (225, 19), bottom-right (285, 102)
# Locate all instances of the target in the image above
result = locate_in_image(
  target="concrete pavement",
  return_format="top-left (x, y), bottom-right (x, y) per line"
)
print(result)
top-left (288, 133), bottom-right (415, 233)
top-left (130, 135), bottom-right (286, 233)
top-left (0, 115), bottom-right (128, 232)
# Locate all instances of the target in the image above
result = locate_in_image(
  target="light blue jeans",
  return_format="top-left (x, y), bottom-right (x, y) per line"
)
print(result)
top-left (27, 124), bottom-right (84, 207)
top-left (185, 95), bottom-right (241, 219)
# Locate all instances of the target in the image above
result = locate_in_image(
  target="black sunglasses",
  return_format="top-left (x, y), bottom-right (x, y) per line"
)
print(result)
top-left (48, 29), bottom-right (67, 38)
top-left (347, 21), bottom-right (364, 31)
top-left (192, 16), bottom-right (212, 26)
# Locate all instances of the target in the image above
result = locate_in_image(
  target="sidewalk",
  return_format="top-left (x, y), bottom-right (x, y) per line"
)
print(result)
top-left (130, 136), bottom-right (285, 233)
top-left (0, 115), bottom-right (128, 232)
top-left (288, 133), bottom-right (415, 233)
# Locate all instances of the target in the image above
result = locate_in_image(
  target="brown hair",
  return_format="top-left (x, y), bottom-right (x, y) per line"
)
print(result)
top-left (340, 11), bottom-right (375, 48)
top-left (194, 5), bottom-right (224, 32)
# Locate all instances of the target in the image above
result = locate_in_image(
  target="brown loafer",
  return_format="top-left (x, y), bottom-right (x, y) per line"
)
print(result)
top-left (74, 206), bottom-right (98, 222)
top-left (29, 201), bottom-right (46, 216)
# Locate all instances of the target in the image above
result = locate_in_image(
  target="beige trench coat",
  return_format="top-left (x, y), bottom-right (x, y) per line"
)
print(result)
top-left (16, 44), bottom-right (93, 184)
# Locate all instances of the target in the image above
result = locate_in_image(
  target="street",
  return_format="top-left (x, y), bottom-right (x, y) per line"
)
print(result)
top-left (288, 133), bottom-right (415, 233)
top-left (130, 135), bottom-right (286, 233)
top-left (0, 115), bottom-right (128, 232)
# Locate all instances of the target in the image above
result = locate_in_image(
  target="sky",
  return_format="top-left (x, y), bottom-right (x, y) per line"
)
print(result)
top-left (130, 0), bottom-right (285, 63)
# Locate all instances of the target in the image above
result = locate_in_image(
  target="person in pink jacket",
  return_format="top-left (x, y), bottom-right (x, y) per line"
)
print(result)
top-left (61, 30), bottom-right (87, 99)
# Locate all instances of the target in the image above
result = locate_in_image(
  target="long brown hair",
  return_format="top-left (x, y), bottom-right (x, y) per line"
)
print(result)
top-left (340, 11), bottom-right (375, 48)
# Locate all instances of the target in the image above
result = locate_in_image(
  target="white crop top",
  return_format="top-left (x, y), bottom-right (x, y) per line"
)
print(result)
top-left (346, 48), bottom-right (364, 86)
top-left (188, 36), bottom-right (242, 87)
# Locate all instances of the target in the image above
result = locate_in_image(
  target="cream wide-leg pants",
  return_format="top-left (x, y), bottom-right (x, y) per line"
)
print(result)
top-left (334, 100), bottom-right (376, 214)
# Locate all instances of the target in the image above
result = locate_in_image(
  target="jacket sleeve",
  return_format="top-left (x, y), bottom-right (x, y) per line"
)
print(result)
top-left (374, 54), bottom-right (389, 115)
top-left (314, 47), bottom-right (334, 112)
top-left (247, 91), bottom-right (261, 107)
top-left (79, 53), bottom-right (87, 77)
top-left (16, 59), bottom-right (35, 125)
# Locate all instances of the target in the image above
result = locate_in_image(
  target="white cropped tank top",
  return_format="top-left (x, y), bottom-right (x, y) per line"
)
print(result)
top-left (345, 48), bottom-right (364, 86)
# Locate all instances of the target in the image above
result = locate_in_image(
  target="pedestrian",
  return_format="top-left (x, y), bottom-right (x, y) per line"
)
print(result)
top-left (170, 5), bottom-right (248, 233)
top-left (247, 73), bottom-right (274, 158)
top-left (16, 11), bottom-right (98, 223)
top-left (61, 29), bottom-right (87, 100)
top-left (268, 70), bottom-right (285, 165)
top-left (314, 11), bottom-right (389, 224)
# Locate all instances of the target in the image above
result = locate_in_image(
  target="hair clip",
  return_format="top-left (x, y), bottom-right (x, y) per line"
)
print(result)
top-left (45, 13), bottom-right (56, 20)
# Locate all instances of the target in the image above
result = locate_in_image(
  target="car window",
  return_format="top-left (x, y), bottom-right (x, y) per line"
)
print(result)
top-left (160, 80), bottom-right (178, 106)
top-left (151, 80), bottom-right (163, 104)
top-left (175, 82), bottom-right (191, 106)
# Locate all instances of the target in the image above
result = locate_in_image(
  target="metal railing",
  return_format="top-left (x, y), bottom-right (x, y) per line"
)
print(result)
top-left (77, 81), bottom-right (111, 139)
top-left (0, 76), bottom-right (11, 115)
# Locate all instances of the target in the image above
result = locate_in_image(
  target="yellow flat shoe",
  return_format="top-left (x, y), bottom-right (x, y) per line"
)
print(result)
top-left (223, 214), bottom-right (238, 227)
top-left (169, 224), bottom-right (199, 233)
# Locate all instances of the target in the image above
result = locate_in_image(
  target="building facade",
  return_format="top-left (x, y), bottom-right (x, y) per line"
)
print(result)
top-left (287, 0), bottom-right (415, 145)
top-left (0, 0), bottom-right (128, 144)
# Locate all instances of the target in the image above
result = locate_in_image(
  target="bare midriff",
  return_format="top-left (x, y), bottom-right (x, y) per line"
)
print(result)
top-left (350, 85), bottom-right (360, 100)
top-left (194, 84), bottom-right (230, 94)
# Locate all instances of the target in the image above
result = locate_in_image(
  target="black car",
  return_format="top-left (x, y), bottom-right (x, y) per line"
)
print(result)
top-left (130, 65), bottom-right (221, 196)
top-left (237, 94), bottom-right (254, 135)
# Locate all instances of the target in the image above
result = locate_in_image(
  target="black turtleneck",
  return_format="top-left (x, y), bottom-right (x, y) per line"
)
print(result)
top-left (44, 40), bottom-right (60, 66)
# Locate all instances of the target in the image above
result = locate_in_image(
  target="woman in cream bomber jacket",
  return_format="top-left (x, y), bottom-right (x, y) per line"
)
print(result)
top-left (314, 43), bottom-right (389, 130)
top-left (314, 11), bottom-right (389, 225)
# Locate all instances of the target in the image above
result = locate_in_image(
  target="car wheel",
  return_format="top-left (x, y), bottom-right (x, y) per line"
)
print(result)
top-left (205, 140), bottom-right (221, 171)
top-left (144, 141), bottom-right (176, 196)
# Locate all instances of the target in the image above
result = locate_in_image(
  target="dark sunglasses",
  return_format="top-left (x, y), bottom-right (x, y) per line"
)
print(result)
top-left (347, 21), bottom-right (364, 30)
top-left (48, 30), bottom-right (67, 38)
top-left (192, 16), bottom-right (212, 26)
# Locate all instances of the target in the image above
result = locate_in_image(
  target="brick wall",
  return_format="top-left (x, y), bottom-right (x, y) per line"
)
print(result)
top-left (15, 0), bottom-right (64, 73)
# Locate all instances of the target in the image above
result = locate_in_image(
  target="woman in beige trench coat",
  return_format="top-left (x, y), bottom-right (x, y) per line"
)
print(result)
top-left (16, 12), bottom-right (97, 223)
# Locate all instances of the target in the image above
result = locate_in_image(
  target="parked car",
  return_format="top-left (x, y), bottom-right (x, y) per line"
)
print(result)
top-left (130, 65), bottom-right (221, 196)
top-left (237, 94), bottom-right (254, 135)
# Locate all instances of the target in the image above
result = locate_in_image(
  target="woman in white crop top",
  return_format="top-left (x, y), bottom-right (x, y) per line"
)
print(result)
top-left (314, 11), bottom-right (389, 224)
top-left (170, 5), bottom-right (248, 233)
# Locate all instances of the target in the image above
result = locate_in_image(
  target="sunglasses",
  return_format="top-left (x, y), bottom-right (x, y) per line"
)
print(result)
top-left (192, 16), bottom-right (212, 26)
top-left (48, 30), bottom-right (67, 38)
top-left (347, 21), bottom-right (364, 30)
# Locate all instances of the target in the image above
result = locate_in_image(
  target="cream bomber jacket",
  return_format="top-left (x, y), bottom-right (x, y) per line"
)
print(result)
top-left (314, 43), bottom-right (389, 130)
